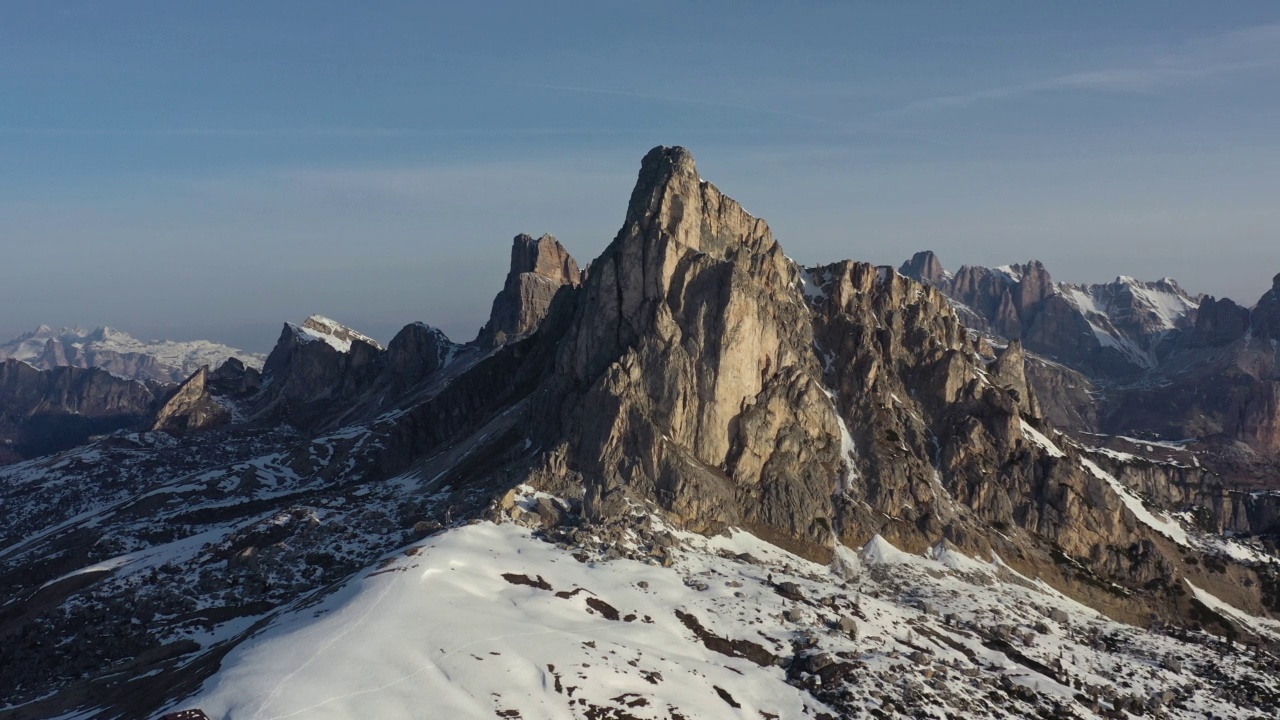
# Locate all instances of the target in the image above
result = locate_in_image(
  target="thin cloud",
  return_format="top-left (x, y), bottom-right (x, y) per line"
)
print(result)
top-left (525, 82), bottom-right (857, 129)
top-left (0, 127), bottom-right (427, 138)
top-left (0, 126), bottom-right (673, 139)
top-left (889, 23), bottom-right (1280, 116)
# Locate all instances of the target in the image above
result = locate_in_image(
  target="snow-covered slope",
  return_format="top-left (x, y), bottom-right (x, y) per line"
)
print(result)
top-left (0, 324), bottom-right (263, 384)
top-left (286, 315), bottom-right (383, 354)
top-left (1058, 276), bottom-right (1201, 369)
top-left (172, 510), bottom-right (1280, 720)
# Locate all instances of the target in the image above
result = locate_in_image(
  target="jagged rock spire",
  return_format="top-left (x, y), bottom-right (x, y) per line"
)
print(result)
top-left (475, 234), bottom-right (581, 349)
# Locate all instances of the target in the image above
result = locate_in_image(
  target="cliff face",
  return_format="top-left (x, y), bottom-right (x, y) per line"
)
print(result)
top-left (539, 147), bottom-right (841, 548)
top-left (0, 359), bottom-right (156, 459)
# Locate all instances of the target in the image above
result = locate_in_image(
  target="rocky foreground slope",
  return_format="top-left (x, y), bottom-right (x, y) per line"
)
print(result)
top-left (1, 147), bottom-right (1278, 719)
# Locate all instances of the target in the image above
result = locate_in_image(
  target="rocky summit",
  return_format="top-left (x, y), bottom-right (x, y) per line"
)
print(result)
top-left (1, 147), bottom-right (1279, 720)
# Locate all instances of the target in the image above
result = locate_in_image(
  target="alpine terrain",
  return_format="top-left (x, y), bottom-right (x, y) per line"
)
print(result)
top-left (1, 147), bottom-right (1278, 720)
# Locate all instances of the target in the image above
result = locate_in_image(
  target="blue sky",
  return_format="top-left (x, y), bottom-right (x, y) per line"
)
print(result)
top-left (2, 1), bottom-right (1278, 351)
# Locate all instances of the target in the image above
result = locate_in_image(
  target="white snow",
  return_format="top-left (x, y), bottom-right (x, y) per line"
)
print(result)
top-left (290, 323), bottom-right (352, 353)
top-left (799, 267), bottom-right (826, 301)
top-left (992, 264), bottom-right (1023, 282)
top-left (1080, 458), bottom-right (1192, 547)
top-left (290, 315), bottom-right (382, 354)
top-left (860, 534), bottom-right (930, 568)
top-left (1019, 419), bottom-right (1065, 458)
top-left (1184, 580), bottom-right (1280, 640)
top-left (175, 520), bottom-right (1280, 720)
top-left (0, 324), bottom-right (263, 376)
top-left (186, 522), bottom-right (828, 720)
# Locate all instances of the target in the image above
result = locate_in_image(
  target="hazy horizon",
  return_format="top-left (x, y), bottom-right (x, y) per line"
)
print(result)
top-left (3, 2), bottom-right (1278, 352)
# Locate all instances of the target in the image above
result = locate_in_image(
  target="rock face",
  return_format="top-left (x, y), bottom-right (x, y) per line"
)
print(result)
top-left (1187, 297), bottom-right (1251, 348)
top-left (151, 367), bottom-right (229, 433)
top-left (208, 357), bottom-right (263, 397)
top-left (1252, 273), bottom-right (1280, 340)
top-left (253, 315), bottom-right (467, 431)
top-left (0, 359), bottom-right (156, 460)
top-left (1022, 356), bottom-right (1099, 431)
top-left (536, 146), bottom-right (840, 548)
top-left (475, 234), bottom-right (581, 348)
top-left (385, 322), bottom-right (456, 386)
top-left (900, 250), bottom-right (948, 286)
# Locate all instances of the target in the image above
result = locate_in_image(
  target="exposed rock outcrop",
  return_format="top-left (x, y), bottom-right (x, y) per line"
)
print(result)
top-left (151, 367), bottom-right (229, 433)
top-left (1023, 355), bottom-right (1099, 431)
top-left (901, 254), bottom-right (1203, 376)
top-left (385, 322), bottom-right (455, 386)
top-left (492, 148), bottom-right (1185, 606)
top-left (1188, 296), bottom-right (1251, 348)
top-left (475, 234), bottom-right (581, 348)
top-left (1252, 273), bottom-right (1280, 341)
top-left (899, 250), bottom-right (1280, 457)
top-left (208, 357), bottom-right (263, 397)
top-left (4, 145), bottom-right (1280, 720)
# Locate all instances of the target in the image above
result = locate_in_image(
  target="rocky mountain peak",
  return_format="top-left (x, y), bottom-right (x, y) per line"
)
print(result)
top-left (1189, 296), bottom-right (1251, 348)
top-left (622, 145), bottom-right (772, 258)
top-left (386, 321), bottom-right (457, 382)
top-left (476, 234), bottom-right (583, 348)
top-left (899, 250), bottom-right (948, 285)
top-left (299, 315), bottom-right (383, 352)
top-left (510, 233), bottom-right (580, 285)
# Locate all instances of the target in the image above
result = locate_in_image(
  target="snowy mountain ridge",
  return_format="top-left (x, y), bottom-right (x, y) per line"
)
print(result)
top-left (1056, 275), bottom-right (1202, 369)
top-left (287, 314), bottom-right (384, 354)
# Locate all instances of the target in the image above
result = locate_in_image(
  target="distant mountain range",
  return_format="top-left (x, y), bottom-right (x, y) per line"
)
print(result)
top-left (900, 251), bottom-right (1280, 480)
top-left (0, 325), bottom-right (263, 384)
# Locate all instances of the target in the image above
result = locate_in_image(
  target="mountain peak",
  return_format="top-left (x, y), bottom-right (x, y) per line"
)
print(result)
top-left (899, 250), bottom-right (948, 285)
top-left (295, 315), bottom-right (383, 353)
top-left (623, 145), bottom-right (700, 231)
top-left (510, 233), bottom-right (580, 286)
top-left (475, 233), bottom-right (582, 348)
